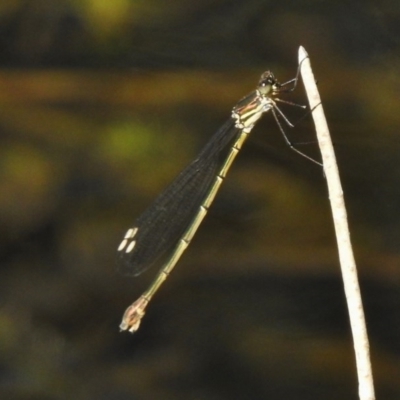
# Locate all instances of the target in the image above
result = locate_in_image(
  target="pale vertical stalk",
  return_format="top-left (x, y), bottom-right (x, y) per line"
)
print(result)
top-left (298, 46), bottom-right (375, 400)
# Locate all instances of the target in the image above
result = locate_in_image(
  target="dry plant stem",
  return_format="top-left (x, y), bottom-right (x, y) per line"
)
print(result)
top-left (298, 46), bottom-right (375, 400)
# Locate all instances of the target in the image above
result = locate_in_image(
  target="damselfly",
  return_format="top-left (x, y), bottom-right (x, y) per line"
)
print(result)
top-left (117, 64), bottom-right (318, 332)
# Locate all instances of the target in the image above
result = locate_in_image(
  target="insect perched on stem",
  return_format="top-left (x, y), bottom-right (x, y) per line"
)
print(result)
top-left (117, 63), bottom-right (319, 333)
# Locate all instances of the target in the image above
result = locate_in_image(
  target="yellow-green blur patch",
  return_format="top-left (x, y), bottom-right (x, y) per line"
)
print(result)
top-left (99, 120), bottom-right (156, 162)
top-left (0, 145), bottom-right (63, 233)
top-left (95, 119), bottom-right (196, 194)
top-left (72, 0), bottom-right (154, 38)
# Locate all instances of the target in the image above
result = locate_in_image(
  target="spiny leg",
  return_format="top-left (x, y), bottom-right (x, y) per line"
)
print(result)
top-left (271, 106), bottom-right (322, 166)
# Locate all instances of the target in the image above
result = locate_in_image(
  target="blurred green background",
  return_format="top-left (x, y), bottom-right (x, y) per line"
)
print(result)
top-left (1, 1), bottom-right (400, 399)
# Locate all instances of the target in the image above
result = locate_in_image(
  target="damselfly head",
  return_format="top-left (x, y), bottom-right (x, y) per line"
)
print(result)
top-left (258, 71), bottom-right (280, 96)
